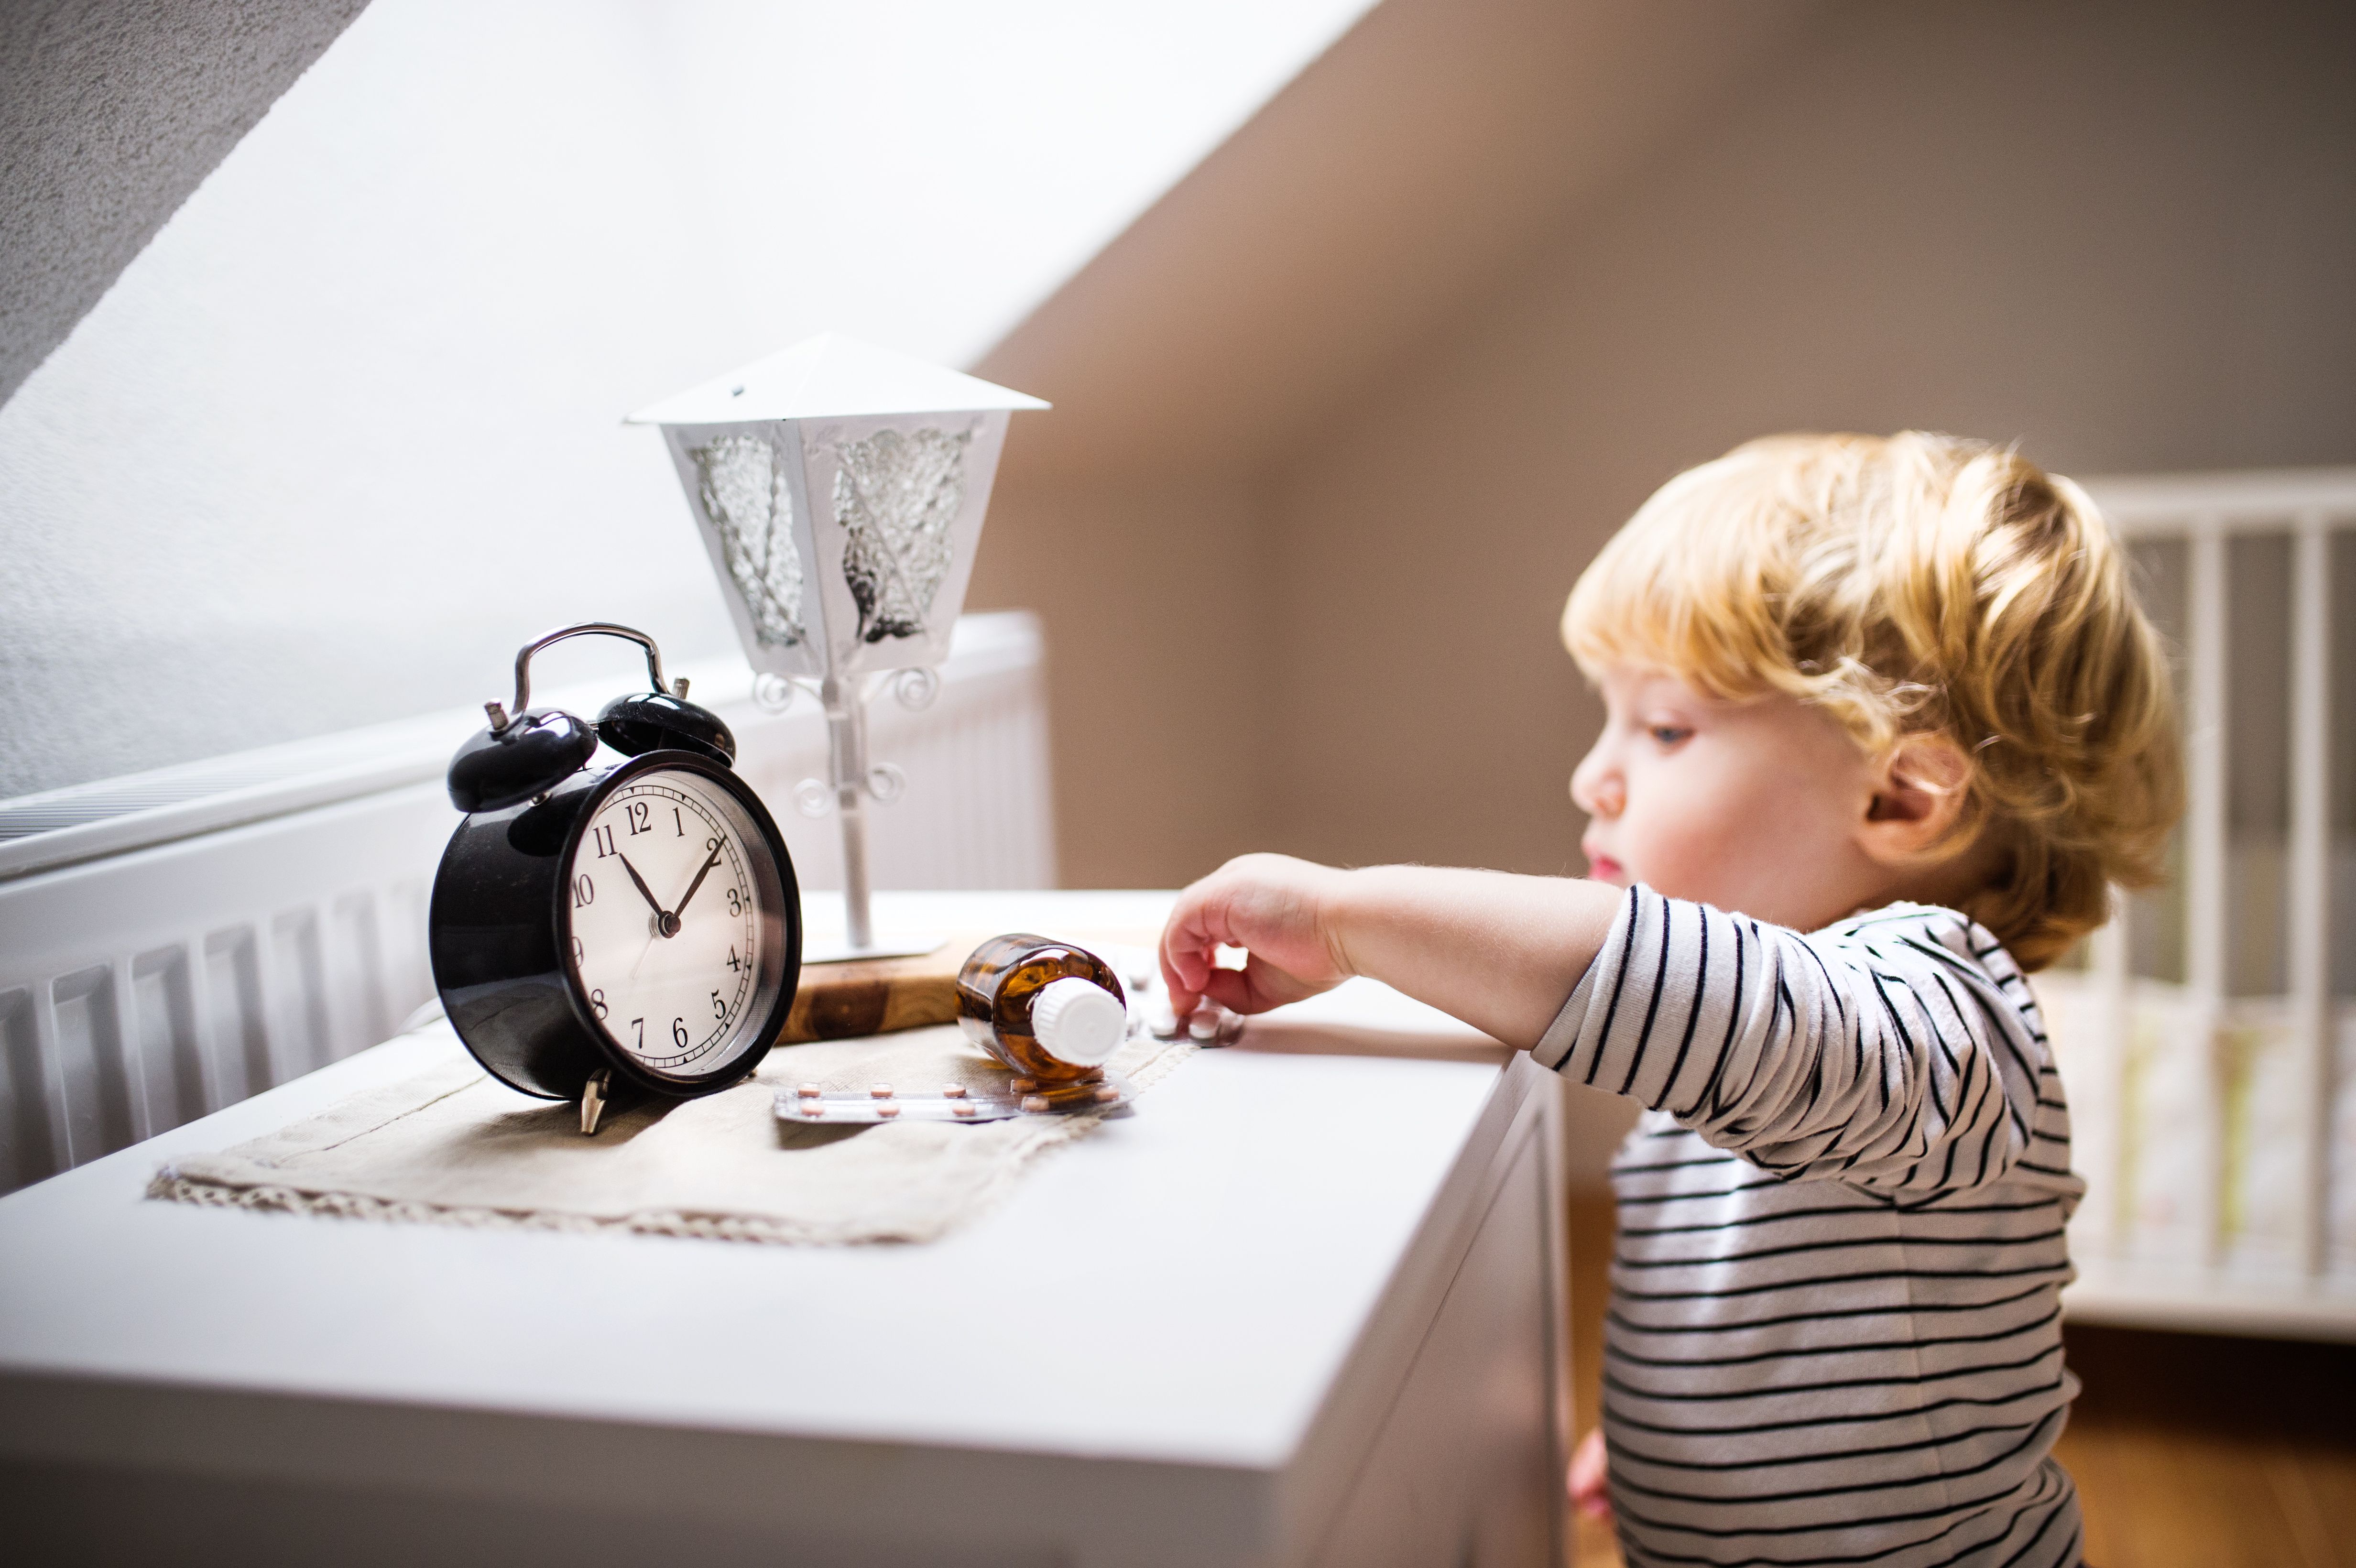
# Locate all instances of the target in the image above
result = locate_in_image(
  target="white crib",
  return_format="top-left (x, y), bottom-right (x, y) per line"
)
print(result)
top-left (2040, 468), bottom-right (2356, 1340)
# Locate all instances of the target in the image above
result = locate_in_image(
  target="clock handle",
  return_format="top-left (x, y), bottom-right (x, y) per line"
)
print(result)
top-left (489, 622), bottom-right (676, 733)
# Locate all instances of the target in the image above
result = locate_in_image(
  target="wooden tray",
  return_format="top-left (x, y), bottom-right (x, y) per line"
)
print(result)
top-left (779, 940), bottom-right (973, 1043)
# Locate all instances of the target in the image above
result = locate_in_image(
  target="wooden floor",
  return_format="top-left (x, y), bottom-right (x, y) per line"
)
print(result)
top-left (1565, 1198), bottom-right (2356, 1567)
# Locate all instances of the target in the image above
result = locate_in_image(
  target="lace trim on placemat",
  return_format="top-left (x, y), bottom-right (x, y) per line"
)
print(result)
top-left (146, 1037), bottom-right (1200, 1246)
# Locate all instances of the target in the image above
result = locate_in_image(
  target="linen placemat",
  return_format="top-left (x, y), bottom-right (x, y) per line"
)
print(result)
top-left (149, 1017), bottom-right (1197, 1245)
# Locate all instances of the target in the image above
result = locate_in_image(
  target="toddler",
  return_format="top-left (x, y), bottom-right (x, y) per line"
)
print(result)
top-left (1158, 433), bottom-right (2181, 1567)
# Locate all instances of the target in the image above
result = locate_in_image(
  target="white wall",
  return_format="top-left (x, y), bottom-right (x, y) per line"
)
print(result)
top-left (0, 0), bottom-right (1373, 800)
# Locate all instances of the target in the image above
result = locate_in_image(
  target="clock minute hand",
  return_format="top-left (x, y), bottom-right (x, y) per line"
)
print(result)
top-left (670, 845), bottom-right (725, 922)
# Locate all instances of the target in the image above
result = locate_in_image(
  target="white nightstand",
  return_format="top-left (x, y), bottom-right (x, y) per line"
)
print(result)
top-left (0, 892), bottom-right (1571, 1568)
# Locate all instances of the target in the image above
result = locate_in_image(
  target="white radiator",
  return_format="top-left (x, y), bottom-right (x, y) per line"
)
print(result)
top-left (0, 611), bottom-right (1053, 1194)
top-left (2042, 470), bottom-right (2356, 1340)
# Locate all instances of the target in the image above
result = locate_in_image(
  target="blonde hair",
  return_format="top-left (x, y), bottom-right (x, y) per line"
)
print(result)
top-left (1562, 432), bottom-right (2182, 969)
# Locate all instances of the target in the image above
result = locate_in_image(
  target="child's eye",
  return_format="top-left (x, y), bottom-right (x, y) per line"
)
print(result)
top-left (1648, 725), bottom-right (1692, 747)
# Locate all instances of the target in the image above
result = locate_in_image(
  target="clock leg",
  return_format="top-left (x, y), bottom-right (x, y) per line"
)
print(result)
top-left (580, 1069), bottom-right (611, 1136)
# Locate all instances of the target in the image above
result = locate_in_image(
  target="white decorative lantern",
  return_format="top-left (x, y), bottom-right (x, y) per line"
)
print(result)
top-left (628, 334), bottom-right (1047, 958)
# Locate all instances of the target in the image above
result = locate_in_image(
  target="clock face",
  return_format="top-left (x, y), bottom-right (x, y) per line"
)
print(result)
top-left (562, 765), bottom-right (786, 1083)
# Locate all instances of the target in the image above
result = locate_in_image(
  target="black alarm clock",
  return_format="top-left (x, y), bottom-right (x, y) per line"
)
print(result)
top-left (428, 622), bottom-right (802, 1133)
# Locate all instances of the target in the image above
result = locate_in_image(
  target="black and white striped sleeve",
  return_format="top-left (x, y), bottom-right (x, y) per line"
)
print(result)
top-left (1532, 885), bottom-right (2050, 1191)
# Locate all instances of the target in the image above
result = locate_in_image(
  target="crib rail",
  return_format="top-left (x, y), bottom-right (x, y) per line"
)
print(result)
top-left (2051, 468), bottom-right (2356, 1339)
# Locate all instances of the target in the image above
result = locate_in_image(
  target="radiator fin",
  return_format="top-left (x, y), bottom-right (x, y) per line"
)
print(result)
top-left (0, 988), bottom-right (50, 1190)
top-left (131, 945), bottom-right (205, 1133)
top-left (52, 964), bottom-right (133, 1167)
top-left (205, 926), bottom-right (272, 1111)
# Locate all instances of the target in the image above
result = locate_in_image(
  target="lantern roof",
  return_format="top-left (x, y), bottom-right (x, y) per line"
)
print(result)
top-left (625, 332), bottom-right (1049, 427)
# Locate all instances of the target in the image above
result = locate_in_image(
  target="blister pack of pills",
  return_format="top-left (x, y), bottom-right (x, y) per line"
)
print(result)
top-left (775, 1070), bottom-right (1138, 1125)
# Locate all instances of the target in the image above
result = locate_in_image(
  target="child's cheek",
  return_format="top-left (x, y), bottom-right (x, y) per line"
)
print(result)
top-left (1625, 770), bottom-right (1733, 902)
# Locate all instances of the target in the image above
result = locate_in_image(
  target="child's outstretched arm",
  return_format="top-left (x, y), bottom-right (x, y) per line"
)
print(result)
top-left (1158, 854), bottom-right (1623, 1050)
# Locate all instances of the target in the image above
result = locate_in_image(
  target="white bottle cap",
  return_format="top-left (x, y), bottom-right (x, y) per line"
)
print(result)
top-left (1030, 977), bottom-right (1126, 1067)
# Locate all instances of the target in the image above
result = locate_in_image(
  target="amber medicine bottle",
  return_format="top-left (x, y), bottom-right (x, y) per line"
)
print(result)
top-left (956, 935), bottom-right (1128, 1082)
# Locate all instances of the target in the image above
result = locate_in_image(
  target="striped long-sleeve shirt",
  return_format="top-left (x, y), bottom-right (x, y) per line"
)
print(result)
top-left (1534, 887), bottom-right (2085, 1568)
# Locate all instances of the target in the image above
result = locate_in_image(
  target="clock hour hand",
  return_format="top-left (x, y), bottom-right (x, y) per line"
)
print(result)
top-left (617, 852), bottom-right (680, 938)
top-left (670, 845), bottom-right (726, 923)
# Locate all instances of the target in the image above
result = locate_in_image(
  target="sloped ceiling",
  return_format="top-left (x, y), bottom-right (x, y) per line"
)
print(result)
top-left (3, 0), bottom-right (1826, 459)
top-left (0, 0), bottom-right (371, 405)
top-left (975, 0), bottom-right (1829, 480)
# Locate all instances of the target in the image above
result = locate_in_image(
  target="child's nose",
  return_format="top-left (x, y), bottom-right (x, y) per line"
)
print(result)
top-left (1570, 751), bottom-right (1623, 818)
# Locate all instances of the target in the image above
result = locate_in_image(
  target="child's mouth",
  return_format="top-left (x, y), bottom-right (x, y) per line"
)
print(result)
top-left (1583, 848), bottom-right (1624, 882)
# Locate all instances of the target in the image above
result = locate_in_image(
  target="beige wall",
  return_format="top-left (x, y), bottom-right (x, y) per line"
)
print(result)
top-left (973, 0), bottom-right (2356, 889)
top-left (964, 474), bottom-right (1277, 888)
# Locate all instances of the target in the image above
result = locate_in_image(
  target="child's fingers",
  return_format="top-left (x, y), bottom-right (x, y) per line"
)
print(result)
top-left (1160, 943), bottom-right (1223, 1022)
top-left (1207, 955), bottom-right (1327, 1014)
top-left (1159, 852), bottom-right (1347, 1020)
top-left (1159, 883), bottom-right (1229, 981)
top-left (1191, 970), bottom-right (1249, 1013)
top-left (1194, 966), bottom-right (1280, 1016)
top-left (1567, 1426), bottom-right (1612, 1520)
top-left (1159, 869), bottom-right (1256, 1002)
top-left (1167, 958), bottom-right (1289, 1020)
top-left (1163, 979), bottom-right (1204, 1020)
top-left (1158, 902), bottom-right (1221, 1013)
top-left (1167, 917), bottom-right (1330, 1016)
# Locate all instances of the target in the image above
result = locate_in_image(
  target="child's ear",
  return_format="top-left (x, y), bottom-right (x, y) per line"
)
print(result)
top-left (1857, 733), bottom-right (1975, 867)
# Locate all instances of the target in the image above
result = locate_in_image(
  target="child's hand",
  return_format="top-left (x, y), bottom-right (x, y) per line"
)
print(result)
top-left (1159, 854), bottom-right (1355, 1019)
top-left (1568, 1426), bottom-right (1612, 1521)
top-left (1162, 858), bottom-right (1619, 1048)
